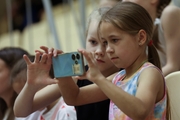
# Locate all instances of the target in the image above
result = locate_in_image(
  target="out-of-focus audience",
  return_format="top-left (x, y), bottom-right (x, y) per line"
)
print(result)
top-left (0, 47), bottom-right (29, 120)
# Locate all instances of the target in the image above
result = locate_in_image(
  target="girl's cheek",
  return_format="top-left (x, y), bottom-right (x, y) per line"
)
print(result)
top-left (87, 47), bottom-right (96, 52)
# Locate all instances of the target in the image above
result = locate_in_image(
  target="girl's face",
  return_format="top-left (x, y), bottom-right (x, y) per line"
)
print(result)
top-left (100, 22), bottom-right (142, 69)
top-left (0, 59), bottom-right (11, 97)
top-left (86, 20), bottom-right (118, 76)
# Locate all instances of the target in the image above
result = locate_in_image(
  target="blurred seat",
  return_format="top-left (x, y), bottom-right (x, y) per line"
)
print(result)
top-left (165, 71), bottom-right (180, 120)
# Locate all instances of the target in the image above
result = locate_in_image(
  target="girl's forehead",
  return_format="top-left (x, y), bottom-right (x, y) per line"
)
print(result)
top-left (99, 22), bottom-right (116, 32)
top-left (87, 22), bottom-right (99, 35)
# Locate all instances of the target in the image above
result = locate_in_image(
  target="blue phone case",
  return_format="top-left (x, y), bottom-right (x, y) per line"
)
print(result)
top-left (52, 52), bottom-right (85, 78)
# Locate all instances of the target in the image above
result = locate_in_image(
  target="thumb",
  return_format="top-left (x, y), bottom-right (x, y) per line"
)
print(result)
top-left (47, 78), bottom-right (59, 85)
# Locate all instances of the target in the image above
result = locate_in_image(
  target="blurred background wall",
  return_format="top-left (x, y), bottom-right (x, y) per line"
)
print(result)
top-left (0, 0), bottom-right (99, 54)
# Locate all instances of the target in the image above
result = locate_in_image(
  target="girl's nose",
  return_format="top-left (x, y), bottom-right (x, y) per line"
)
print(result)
top-left (95, 47), bottom-right (105, 56)
top-left (106, 45), bottom-right (111, 53)
top-left (106, 45), bottom-right (113, 54)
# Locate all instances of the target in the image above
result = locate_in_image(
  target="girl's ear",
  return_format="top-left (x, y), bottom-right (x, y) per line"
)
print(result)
top-left (137, 29), bottom-right (147, 46)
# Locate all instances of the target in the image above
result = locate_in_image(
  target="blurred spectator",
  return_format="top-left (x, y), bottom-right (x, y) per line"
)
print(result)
top-left (0, 0), bottom-right (65, 34)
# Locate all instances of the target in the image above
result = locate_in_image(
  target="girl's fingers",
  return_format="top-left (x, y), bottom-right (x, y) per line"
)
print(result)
top-left (56, 50), bottom-right (63, 54)
top-left (91, 52), bottom-right (95, 60)
top-left (74, 75), bottom-right (86, 80)
top-left (23, 54), bottom-right (32, 65)
top-left (40, 53), bottom-right (48, 63)
top-left (83, 50), bottom-right (95, 67)
top-left (48, 47), bottom-right (54, 54)
top-left (46, 54), bottom-right (52, 65)
top-left (34, 52), bottom-right (41, 63)
top-left (77, 48), bottom-right (86, 54)
top-left (40, 46), bottom-right (49, 53)
top-left (39, 46), bottom-right (64, 57)
top-left (53, 49), bottom-right (64, 57)
top-left (35, 50), bottom-right (44, 55)
top-left (47, 78), bottom-right (59, 84)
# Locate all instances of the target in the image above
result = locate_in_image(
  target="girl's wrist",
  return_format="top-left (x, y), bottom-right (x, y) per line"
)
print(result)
top-left (25, 82), bottom-right (42, 93)
top-left (93, 74), bottom-right (106, 84)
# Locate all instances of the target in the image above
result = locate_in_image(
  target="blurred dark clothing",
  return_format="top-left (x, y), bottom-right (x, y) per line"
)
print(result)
top-left (75, 65), bottom-right (110, 120)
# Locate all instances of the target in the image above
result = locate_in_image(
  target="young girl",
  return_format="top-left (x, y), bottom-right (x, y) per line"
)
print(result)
top-left (11, 56), bottom-right (76, 120)
top-left (14, 7), bottom-right (119, 120)
top-left (122, 0), bottom-right (180, 76)
top-left (0, 47), bottom-right (29, 120)
top-left (19, 2), bottom-right (169, 120)
top-left (10, 56), bottom-right (47, 120)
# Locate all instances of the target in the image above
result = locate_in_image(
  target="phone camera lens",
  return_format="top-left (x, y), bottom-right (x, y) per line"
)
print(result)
top-left (72, 54), bottom-right (75, 60)
top-left (75, 60), bottom-right (78, 64)
top-left (76, 54), bottom-right (80, 59)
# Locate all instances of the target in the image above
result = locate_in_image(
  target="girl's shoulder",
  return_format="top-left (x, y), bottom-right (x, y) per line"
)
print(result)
top-left (138, 62), bottom-right (165, 86)
top-left (140, 62), bottom-right (161, 72)
top-left (139, 62), bottom-right (163, 79)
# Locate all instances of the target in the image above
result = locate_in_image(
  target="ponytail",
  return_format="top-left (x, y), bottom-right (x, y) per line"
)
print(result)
top-left (148, 43), bottom-right (161, 70)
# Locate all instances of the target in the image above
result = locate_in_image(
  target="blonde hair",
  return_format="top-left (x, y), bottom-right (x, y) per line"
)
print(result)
top-left (86, 7), bottom-right (111, 37)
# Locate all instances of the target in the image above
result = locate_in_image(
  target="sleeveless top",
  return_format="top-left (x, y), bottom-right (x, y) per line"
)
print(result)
top-left (109, 62), bottom-right (167, 120)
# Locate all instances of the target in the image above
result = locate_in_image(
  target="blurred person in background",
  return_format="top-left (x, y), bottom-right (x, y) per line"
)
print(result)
top-left (0, 47), bottom-right (29, 120)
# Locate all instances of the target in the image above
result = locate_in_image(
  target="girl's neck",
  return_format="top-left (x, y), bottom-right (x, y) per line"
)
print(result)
top-left (102, 66), bottom-right (119, 77)
top-left (124, 59), bottom-right (148, 80)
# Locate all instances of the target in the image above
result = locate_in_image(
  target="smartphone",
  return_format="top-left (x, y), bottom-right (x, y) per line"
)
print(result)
top-left (52, 52), bottom-right (85, 78)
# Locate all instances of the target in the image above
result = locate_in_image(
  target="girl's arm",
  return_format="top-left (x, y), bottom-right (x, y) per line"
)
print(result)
top-left (161, 5), bottom-right (180, 76)
top-left (95, 67), bottom-right (164, 119)
top-left (14, 46), bottom-right (64, 117)
top-left (14, 84), bottom-right (61, 117)
top-left (57, 77), bottom-right (109, 106)
top-left (14, 53), bottom-right (58, 117)
top-left (74, 50), bottom-right (164, 120)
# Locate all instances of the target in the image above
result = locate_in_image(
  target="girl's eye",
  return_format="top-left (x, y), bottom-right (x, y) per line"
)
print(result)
top-left (90, 40), bottom-right (98, 45)
top-left (112, 39), bottom-right (118, 43)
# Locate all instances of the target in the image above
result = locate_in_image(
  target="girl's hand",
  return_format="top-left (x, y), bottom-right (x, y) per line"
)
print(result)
top-left (23, 52), bottom-right (58, 90)
top-left (35, 46), bottom-right (63, 57)
top-left (75, 49), bottom-right (105, 83)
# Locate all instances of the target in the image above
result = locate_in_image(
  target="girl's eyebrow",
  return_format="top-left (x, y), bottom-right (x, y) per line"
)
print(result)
top-left (108, 35), bottom-right (117, 38)
top-left (89, 37), bottom-right (98, 41)
top-left (100, 37), bottom-right (106, 41)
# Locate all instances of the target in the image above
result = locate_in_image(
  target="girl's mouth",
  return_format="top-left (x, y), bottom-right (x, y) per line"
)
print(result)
top-left (96, 59), bottom-right (105, 63)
